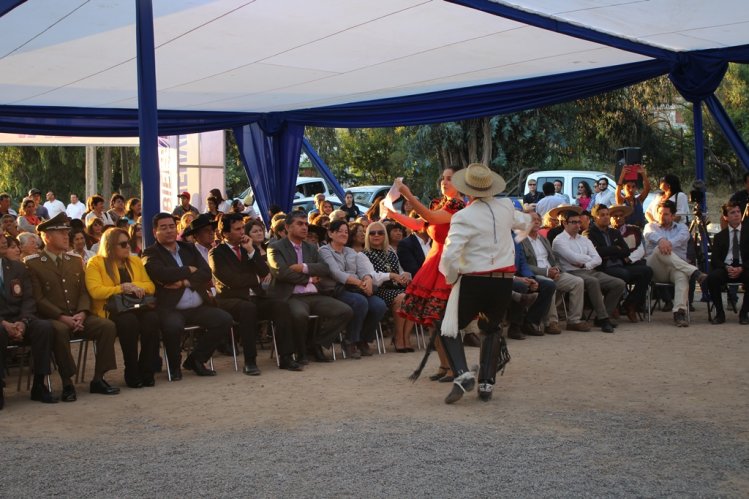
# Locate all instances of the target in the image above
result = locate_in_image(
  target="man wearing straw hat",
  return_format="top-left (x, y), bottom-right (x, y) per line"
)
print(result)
top-left (439, 163), bottom-right (531, 404)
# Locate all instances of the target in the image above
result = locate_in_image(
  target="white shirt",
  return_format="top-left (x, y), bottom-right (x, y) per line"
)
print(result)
top-left (535, 194), bottom-right (565, 217)
top-left (168, 246), bottom-right (204, 310)
top-left (417, 235), bottom-right (431, 257)
top-left (66, 201), bottom-right (86, 220)
top-left (646, 191), bottom-right (689, 224)
top-left (44, 199), bottom-right (66, 218)
top-left (529, 235), bottom-right (550, 269)
top-left (552, 230), bottom-right (602, 272)
top-left (85, 211), bottom-right (115, 226)
top-left (195, 243), bottom-right (211, 264)
top-left (591, 189), bottom-right (616, 207)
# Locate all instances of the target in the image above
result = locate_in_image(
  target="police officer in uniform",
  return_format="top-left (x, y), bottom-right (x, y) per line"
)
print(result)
top-left (0, 235), bottom-right (58, 409)
top-left (25, 213), bottom-right (119, 401)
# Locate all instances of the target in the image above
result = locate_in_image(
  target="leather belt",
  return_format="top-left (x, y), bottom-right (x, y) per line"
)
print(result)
top-left (467, 272), bottom-right (514, 278)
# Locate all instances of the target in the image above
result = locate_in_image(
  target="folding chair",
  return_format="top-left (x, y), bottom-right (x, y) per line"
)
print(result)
top-left (6, 344), bottom-right (52, 392)
top-left (162, 325), bottom-right (215, 381)
top-left (647, 282), bottom-right (690, 323)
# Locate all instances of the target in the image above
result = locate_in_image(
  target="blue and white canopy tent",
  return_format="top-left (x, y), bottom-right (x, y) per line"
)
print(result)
top-left (1, 0), bottom-right (749, 240)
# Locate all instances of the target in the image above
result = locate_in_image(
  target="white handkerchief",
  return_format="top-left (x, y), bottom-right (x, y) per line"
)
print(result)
top-left (383, 178), bottom-right (403, 212)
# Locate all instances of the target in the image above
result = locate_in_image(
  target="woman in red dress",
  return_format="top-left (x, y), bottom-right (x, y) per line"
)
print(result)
top-left (383, 167), bottom-right (464, 381)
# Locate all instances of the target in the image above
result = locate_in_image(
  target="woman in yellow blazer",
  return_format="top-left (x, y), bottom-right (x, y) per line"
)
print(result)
top-left (86, 228), bottom-right (158, 388)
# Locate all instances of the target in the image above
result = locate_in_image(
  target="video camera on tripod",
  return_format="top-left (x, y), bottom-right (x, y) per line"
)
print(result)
top-left (689, 179), bottom-right (707, 220)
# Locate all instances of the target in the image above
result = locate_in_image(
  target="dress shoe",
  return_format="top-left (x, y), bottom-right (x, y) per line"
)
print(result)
top-left (463, 332), bottom-right (482, 347)
top-left (61, 384), bottom-right (77, 402)
top-left (126, 379), bottom-right (144, 389)
top-left (692, 270), bottom-right (708, 286)
top-left (357, 341), bottom-right (373, 357)
top-left (593, 318), bottom-right (614, 333)
top-left (507, 325), bottom-right (525, 340)
top-left (566, 321), bottom-right (591, 332)
top-left (477, 382), bottom-right (493, 402)
top-left (279, 356), bottom-right (304, 372)
top-left (521, 322), bottom-right (544, 336)
top-left (673, 310), bottom-right (689, 327)
top-left (624, 303), bottom-right (639, 323)
top-left (182, 356), bottom-right (217, 376)
top-left (593, 318), bottom-right (618, 329)
top-left (243, 364), bottom-right (261, 376)
top-left (740, 313), bottom-right (749, 325)
top-left (170, 369), bottom-right (183, 381)
top-left (90, 379), bottom-right (120, 395)
top-left (31, 385), bottom-right (59, 404)
top-left (312, 344), bottom-right (333, 363)
top-left (545, 322), bottom-right (562, 335)
top-left (296, 356), bottom-right (310, 366)
top-left (343, 342), bottom-right (361, 359)
top-left (142, 377), bottom-right (156, 387)
top-left (710, 313), bottom-right (726, 325)
top-left (445, 372), bottom-right (476, 404)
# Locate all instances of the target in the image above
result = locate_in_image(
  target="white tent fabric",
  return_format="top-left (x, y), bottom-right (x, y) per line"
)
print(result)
top-left (2, 0), bottom-right (746, 114)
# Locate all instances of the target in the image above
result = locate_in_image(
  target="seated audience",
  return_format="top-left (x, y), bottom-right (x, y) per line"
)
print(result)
top-left (85, 195), bottom-right (115, 226)
top-left (704, 202), bottom-right (749, 325)
top-left (18, 232), bottom-right (42, 260)
top-left (362, 221), bottom-right (414, 352)
top-left (27, 189), bottom-right (49, 220)
top-left (107, 193), bottom-right (127, 223)
top-left (643, 200), bottom-right (706, 327)
top-left (319, 220), bottom-right (386, 358)
top-left (645, 174), bottom-right (689, 224)
top-left (346, 222), bottom-right (366, 253)
top-left (585, 204), bottom-right (652, 322)
top-left (245, 218), bottom-right (269, 260)
top-left (68, 229), bottom-right (95, 265)
top-left (507, 238), bottom-right (556, 338)
top-left (173, 192), bottom-right (199, 218)
top-left (396, 212), bottom-right (430, 278)
top-left (0, 193), bottom-right (17, 217)
top-left (386, 222), bottom-right (405, 252)
top-left (552, 210), bottom-right (625, 333)
top-left (26, 213), bottom-right (120, 401)
top-left (86, 228), bottom-right (159, 388)
top-left (2, 214), bottom-right (19, 238)
top-left (267, 211), bottom-right (353, 363)
top-left (306, 223), bottom-right (327, 247)
top-left (17, 197), bottom-right (41, 233)
top-left (4, 236), bottom-right (20, 261)
top-left (610, 205), bottom-right (646, 263)
top-left (128, 222), bottom-right (143, 257)
top-left (143, 213), bottom-right (233, 380)
top-left (123, 198), bottom-right (142, 225)
top-left (209, 213), bottom-right (303, 374)
top-left (85, 217), bottom-right (104, 251)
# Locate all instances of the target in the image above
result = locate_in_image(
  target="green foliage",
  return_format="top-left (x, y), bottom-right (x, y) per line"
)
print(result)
top-left (0, 146), bottom-right (85, 206)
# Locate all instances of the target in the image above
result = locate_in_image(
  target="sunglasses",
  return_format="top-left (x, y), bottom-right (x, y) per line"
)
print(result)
top-left (369, 230), bottom-right (385, 236)
top-left (528, 183), bottom-right (536, 186)
top-left (117, 241), bottom-right (129, 248)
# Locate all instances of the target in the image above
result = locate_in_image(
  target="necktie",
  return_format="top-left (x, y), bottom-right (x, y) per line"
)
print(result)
top-left (732, 229), bottom-right (740, 265)
top-left (294, 244), bottom-right (303, 264)
top-left (234, 245), bottom-right (242, 261)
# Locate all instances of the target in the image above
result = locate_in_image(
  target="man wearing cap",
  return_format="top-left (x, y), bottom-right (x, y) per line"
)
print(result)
top-left (585, 204), bottom-right (653, 322)
top-left (0, 234), bottom-right (59, 409)
top-left (28, 188), bottom-right (49, 220)
top-left (439, 163), bottom-right (531, 404)
top-left (143, 213), bottom-right (233, 380)
top-left (172, 192), bottom-right (199, 218)
top-left (25, 213), bottom-right (120, 401)
top-left (552, 210), bottom-right (625, 333)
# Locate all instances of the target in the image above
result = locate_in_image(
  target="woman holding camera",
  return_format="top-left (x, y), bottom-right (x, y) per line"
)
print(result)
top-left (86, 228), bottom-right (159, 388)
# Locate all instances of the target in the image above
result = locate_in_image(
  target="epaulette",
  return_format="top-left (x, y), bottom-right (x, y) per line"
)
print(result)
top-left (23, 254), bottom-right (40, 263)
top-left (66, 253), bottom-right (82, 260)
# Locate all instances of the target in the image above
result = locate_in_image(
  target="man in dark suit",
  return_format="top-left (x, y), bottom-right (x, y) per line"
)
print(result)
top-left (26, 213), bottom-right (119, 401)
top-left (706, 202), bottom-right (749, 324)
top-left (585, 204), bottom-right (652, 322)
top-left (143, 213), bottom-right (233, 380)
top-left (397, 222), bottom-right (430, 278)
top-left (209, 213), bottom-right (303, 375)
top-left (267, 211), bottom-right (352, 362)
top-left (0, 235), bottom-right (58, 409)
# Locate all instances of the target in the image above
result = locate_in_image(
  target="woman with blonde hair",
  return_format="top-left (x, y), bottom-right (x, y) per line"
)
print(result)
top-left (363, 221), bottom-right (413, 352)
top-left (86, 228), bottom-right (158, 388)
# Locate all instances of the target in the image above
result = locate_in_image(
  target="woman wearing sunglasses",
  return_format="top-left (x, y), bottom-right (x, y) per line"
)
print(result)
top-left (86, 228), bottom-right (159, 388)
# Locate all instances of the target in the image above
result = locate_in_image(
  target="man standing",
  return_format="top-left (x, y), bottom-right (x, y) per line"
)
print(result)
top-left (552, 210), bottom-right (625, 333)
top-left (643, 201), bottom-right (706, 327)
top-left (520, 212), bottom-right (590, 333)
top-left (585, 204), bottom-right (653, 322)
top-left (143, 213), bottom-right (233, 379)
top-left (705, 202), bottom-right (749, 324)
top-left (535, 182), bottom-right (564, 217)
top-left (0, 193), bottom-right (17, 217)
top-left (27, 188), bottom-right (49, 220)
top-left (66, 194), bottom-right (86, 220)
top-left (553, 180), bottom-right (570, 204)
top-left (25, 213), bottom-right (119, 401)
top-left (591, 178), bottom-right (615, 207)
top-left (172, 192), bottom-right (199, 218)
top-left (209, 214), bottom-right (303, 374)
top-left (522, 179), bottom-right (544, 211)
top-left (439, 163), bottom-right (531, 403)
top-left (0, 235), bottom-right (58, 409)
top-left (267, 211), bottom-right (352, 363)
top-left (43, 191), bottom-right (66, 219)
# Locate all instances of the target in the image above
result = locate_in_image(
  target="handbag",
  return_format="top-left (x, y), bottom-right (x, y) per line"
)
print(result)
top-left (104, 294), bottom-right (157, 316)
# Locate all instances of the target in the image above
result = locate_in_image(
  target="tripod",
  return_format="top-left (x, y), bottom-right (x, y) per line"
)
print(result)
top-left (688, 203), bottom-right (711, 273)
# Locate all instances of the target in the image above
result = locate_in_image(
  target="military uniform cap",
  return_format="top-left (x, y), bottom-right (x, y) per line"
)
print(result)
top-left (37, 212), bottom-right (71, 232)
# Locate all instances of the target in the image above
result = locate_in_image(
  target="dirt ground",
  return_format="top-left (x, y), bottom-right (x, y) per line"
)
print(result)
top-left (1, 302), bottom-right (748, 496)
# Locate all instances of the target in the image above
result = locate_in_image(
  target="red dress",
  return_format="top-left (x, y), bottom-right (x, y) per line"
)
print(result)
top-left (399, 197), bottom-right (465, 326)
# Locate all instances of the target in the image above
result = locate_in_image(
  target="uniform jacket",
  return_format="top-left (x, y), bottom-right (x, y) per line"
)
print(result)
top-left (142, 241), bottom-right (213, 310)
top-left (520, 235), bottom-right (560, 276)
top-left (0, 258), bottom-right (37, 321)
top-left (267, 237), bottom-right (330, 301)
top-left (85, 254), bottom-right (156, 318)
top-left (397, 233), bottom-right (427, 277)
top-left (208, 242), bottom-right (269, 300)
top-left (25, 251), bottom-right (90, 318)
top-left (440, 198), bottom-right (531, 284)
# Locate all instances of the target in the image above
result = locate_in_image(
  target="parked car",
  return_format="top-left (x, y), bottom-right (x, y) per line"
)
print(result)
top-left (524, 170), bottom-right (616, 203)
top-left (239, 176), bottom-right (334, 203)
top-left (347, 185), bottom-right (390, 207)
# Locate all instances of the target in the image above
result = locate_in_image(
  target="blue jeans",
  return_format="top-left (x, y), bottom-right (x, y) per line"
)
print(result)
top-left (335, 290), bottom-right (387, 343)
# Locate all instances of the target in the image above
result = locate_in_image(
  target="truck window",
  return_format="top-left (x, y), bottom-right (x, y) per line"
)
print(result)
top-left (300, 181), bottom-right (325, 197)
